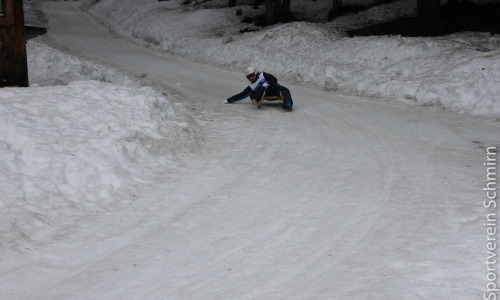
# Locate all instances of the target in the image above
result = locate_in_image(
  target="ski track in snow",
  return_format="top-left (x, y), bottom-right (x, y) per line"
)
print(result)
top-left (1, 2), bottom-right (499, 299)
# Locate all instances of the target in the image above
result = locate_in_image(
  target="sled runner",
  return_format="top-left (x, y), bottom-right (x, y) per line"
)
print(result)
top-left (257, 91), bottom-right (293, 111)
top-left (257, 91), bottom-right (285, 108)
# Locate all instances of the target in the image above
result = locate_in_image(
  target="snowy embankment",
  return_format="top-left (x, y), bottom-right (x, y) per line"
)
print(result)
top-left (0, 42), bottom-right (200, 247)
top-left (83, 0), bottom-right (500, 116)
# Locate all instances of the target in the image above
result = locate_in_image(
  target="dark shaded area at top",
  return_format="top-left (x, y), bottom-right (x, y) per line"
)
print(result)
top-left (348, 1), bottom-right (500, 37)
top-left (25, 1), bottom-right (500, 39)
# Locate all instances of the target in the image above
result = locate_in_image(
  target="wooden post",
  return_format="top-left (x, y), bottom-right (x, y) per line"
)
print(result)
top-left (417, 0), bottom-right (441, 18)
top-left (0, 0), bottom-right (29, 87)
top-left (265, 0), bottom-right (273, 25)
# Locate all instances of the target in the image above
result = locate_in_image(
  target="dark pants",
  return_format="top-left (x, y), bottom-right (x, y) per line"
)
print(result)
top-left (254, 85), bottom-right (293, 108)
top-left (280, 88), bottom-right (293, 108)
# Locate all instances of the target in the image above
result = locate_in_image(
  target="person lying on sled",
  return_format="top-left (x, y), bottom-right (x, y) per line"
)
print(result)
top-left (221, 66), bottom-right (293, 110)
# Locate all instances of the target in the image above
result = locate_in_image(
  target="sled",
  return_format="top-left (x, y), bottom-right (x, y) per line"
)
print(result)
top-left (257, 90), bottom-right (285, 108)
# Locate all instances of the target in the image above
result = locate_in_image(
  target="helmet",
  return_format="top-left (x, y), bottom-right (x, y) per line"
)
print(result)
top-left (245, 66), bottom-right (257, 77)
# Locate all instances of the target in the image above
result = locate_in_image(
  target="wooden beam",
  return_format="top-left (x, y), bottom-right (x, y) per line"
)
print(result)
top-left (0, 0), bottom-right (29, 87)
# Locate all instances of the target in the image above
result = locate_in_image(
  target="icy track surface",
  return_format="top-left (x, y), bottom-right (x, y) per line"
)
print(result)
top-left (2, 2), bottom-right (499, 299)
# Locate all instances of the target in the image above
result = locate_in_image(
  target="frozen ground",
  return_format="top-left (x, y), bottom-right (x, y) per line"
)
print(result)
top-left (0, 0), bottom-right (499, 299)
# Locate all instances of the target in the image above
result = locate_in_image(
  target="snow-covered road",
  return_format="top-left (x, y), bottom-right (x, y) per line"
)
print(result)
top-left (3, 2), bottom-right (498, 299)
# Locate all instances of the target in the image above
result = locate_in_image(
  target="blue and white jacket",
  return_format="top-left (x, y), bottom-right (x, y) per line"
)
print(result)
top-left (227, 72), bottom-right (280, 103)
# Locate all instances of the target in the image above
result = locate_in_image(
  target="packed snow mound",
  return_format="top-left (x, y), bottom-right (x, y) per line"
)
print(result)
top-left (320, 34), bottom-right (500, 115)
top-left (0, 81), bottom-right (185, 205)
top-left (84, 0), bottom-right (500, 116)
top-left (0, 79), bottom-right (200, 250)
top-left (27, 41), bottom-right (138, 87)
top-left (85, 0), bottom-right (245, 45)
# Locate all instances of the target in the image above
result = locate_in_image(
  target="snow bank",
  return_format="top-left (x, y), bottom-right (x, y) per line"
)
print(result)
top-left (0, 82), bottom-right (170, 205)
top-left (28, 41), bottom-right (138, 87)
top-left (85, 0), bottom-right (500, 116)
top-left (0, 41), bottom-right (200, 250)
top-left (319, 33), bottom-right (500, 115)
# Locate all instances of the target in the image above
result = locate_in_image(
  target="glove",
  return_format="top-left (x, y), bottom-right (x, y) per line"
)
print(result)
top-left (219, 100), bottom-right (229, 104)
top-left (263, 82), bottom-right (269, 88)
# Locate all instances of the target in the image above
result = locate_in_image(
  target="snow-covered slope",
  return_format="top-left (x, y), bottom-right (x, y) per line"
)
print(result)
top-left (0, 1), bottom-right (498, 299)
top-left (83, 0), bottom-right (500, 116)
